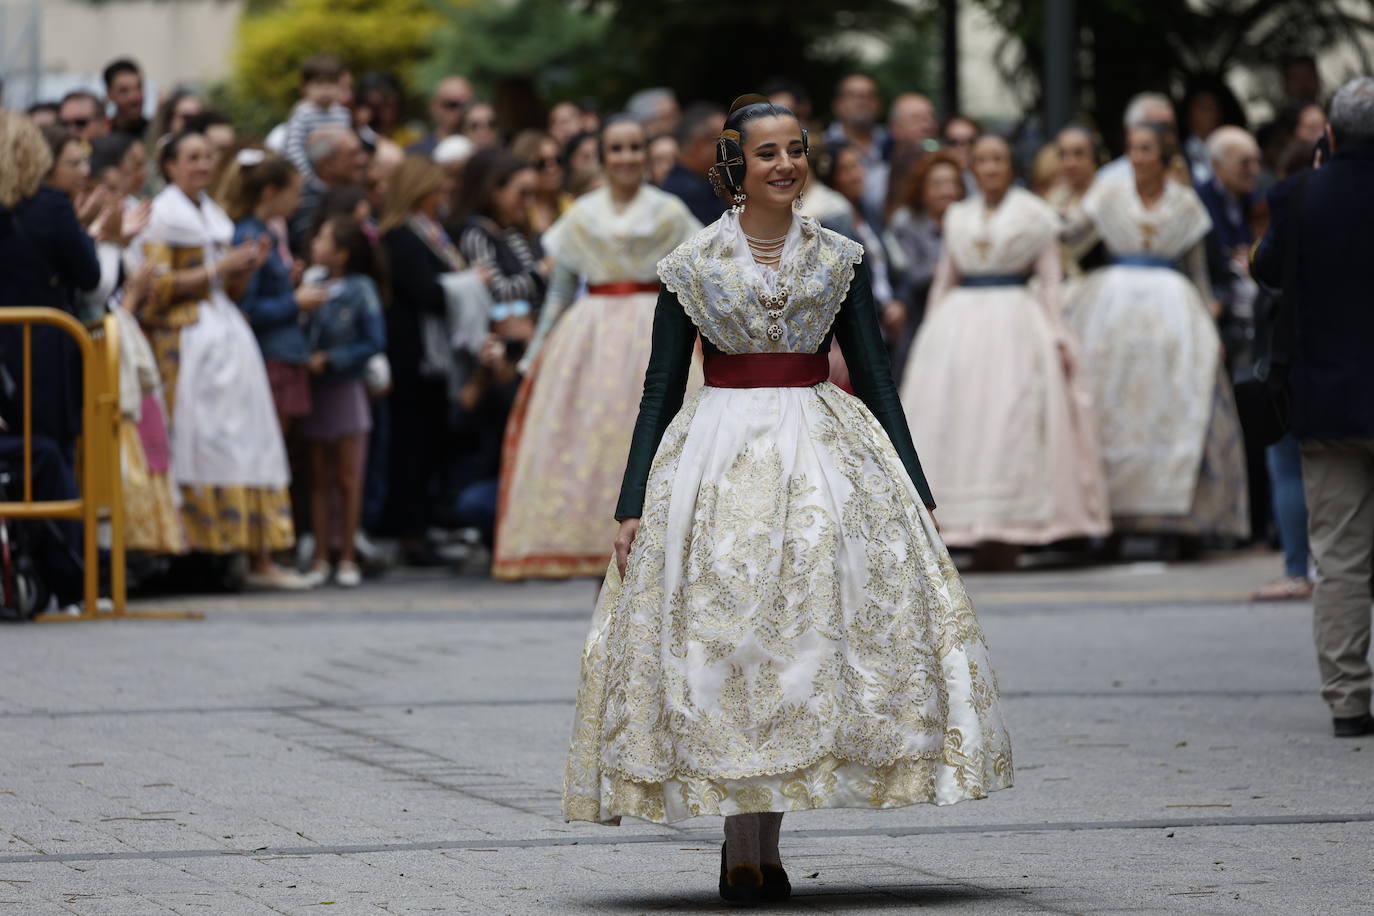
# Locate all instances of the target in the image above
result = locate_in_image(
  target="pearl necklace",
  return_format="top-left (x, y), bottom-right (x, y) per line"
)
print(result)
top-left (744, 230), bottom-right (787, 268)
top-left (743, 227), bottom-right (791, 340)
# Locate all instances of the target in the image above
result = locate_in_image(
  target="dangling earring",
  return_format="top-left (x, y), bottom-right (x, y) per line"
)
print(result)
top-left (793, 190), bottom-right (805, 212)
top-left (731, 191), bottom-right (746, 215)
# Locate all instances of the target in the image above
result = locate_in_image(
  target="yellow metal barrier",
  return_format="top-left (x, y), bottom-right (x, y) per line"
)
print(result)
top-left (0, 307), bottom-right (197, 622)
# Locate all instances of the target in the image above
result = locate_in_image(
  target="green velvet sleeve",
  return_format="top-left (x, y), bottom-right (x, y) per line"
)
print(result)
top-left (614, 286), bottom-right (697, 520)
top-left (832, 260), bottom-right (937, 509)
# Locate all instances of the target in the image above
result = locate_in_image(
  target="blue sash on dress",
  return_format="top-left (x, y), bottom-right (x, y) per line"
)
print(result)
top-left (960, 273), bottom-right (1031, 288)
top-left (1111, 254), bottom-right (1176, 269)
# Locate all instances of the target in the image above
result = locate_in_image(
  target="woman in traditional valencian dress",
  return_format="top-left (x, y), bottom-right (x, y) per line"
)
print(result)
top-left (1068, 124), bottom-right (1248, 541)
top-left (130, 130), bottom-right (304, 588)
top-left (899, 136), bottom-right (1109, 567)
top-left (493, 116), bottom-right (701, 580)
top-left (563, 96), bottom-right (1011, 903)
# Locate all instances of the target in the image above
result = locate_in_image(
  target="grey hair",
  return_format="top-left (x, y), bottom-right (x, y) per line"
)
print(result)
top-left (1330, 77), bottom-right (1374, 145)
top-left (625, 87), bottom-right (675, 124)
top-left (1123, 91), bottom-right (1174, 128)
top-left (305, 125), bottom-right (352, 167)
top-left (1205, 125), bottom-right (1257, 167)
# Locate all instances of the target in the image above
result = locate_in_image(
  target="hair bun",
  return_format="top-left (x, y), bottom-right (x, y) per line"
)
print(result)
top-left (727, 93), bottom-right (771, 117)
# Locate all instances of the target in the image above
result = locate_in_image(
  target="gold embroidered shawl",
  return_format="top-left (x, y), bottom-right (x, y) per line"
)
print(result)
top-left (656, 212), bottom-right (864, 355)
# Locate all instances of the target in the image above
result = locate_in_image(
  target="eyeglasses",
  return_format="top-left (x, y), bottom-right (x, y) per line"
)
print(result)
top-left (438, 99), bottom-right (466, 110)
top-left (946, 136), bottom-right (975, 148)
top-left (467, 119), bottom-right (496, 129)
top-left (61, 118), bottom-right (91, 130)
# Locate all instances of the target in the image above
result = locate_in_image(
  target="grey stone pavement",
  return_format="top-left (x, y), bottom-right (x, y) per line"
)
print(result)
top-left (2, 550), bottom-right (1372, 914)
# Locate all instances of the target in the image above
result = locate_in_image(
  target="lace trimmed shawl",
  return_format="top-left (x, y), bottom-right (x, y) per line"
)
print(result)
top-left (656, 211), bottom-right (864, 355)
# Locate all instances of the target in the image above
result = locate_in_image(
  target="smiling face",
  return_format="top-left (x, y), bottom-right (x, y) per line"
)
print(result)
top-left (739, 114), bottom-right (807, 211)
top-left (970, 136), bottom-right (1012, 197)
top-left (601, 120), bottom-right (646, 194)
top-left (165, 133), bottom-right (214, 196)
top-left (121, 142), bottom-right (147, 195)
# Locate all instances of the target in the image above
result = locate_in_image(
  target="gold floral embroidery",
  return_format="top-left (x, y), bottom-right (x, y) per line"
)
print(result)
top-left (562, 235), bottom-right (1013, 826)
top-left (657, 216), bottom-right (863, 354)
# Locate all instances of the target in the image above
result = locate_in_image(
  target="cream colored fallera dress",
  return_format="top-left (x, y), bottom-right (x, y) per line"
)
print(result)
top-left (1066, 179), bottom-right (1249, 536)
top-left (899, 188), bottom-right (1110, 547)
top-left (492, 186), bottom-right (701, 580)
top-left (563, 212), bottom-right (1012, 825)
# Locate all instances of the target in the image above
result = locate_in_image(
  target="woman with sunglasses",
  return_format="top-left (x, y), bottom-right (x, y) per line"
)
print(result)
top-left (511, 129), bottom-right (572, 236)
top-left (492, 115), bottom-right (701, 581)
top-left (448, 148), bottom-right (547, 314)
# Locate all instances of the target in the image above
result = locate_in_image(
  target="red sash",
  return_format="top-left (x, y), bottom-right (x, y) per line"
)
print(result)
top-left (586, 281), bottom-right (661, 296)
top-left (702, 352), bottom-right (830, 389)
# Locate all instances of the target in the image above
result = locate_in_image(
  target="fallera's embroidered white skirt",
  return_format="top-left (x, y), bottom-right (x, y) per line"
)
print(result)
top-left (562, 381), bottom-right (1013, 825)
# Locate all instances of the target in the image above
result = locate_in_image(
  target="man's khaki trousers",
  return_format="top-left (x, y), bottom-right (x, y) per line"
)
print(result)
top-left (1301, 439), bottom-right (1374, 718)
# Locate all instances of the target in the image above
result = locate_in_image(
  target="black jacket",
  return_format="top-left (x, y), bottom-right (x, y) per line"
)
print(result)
top-left (1254, 142), bottom-right (1374, 439)
top-left (661, 163), bottom-right (728, 228)
top-left (0, 188), bottom-right (100, 452)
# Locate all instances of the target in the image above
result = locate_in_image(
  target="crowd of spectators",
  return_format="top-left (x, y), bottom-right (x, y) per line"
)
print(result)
top-left (0, 49), bottom-right (1353, 606)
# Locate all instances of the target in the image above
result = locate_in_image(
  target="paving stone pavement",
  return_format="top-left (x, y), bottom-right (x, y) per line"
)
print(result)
top-left (2, 551), bottom-right (1372, 914)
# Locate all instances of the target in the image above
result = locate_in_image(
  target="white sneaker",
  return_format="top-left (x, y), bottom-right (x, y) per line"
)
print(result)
top-left (245, 565), bottom-right (315, 591)
top-left (302, 563), bottom-right (332, 588)
top-left (335, 561), bottom-right (362, 588)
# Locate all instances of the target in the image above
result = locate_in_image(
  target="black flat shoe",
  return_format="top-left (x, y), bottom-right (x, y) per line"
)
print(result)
top-left (760, 863), bottom-right (791, 902)
top-left (1334, 713), bottom-right (1374, 737)
top-left (719, 841), bottom-right (763, 904)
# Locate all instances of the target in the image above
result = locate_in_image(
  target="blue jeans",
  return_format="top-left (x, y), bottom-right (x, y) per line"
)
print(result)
top-left (1268, 433), bottom-right (1309, 578)
top-left (455, 479), bottom-right (498, 547)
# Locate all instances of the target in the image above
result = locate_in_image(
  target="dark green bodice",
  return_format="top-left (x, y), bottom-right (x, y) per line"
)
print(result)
top-left (614, 259), bottom-right (935, 519)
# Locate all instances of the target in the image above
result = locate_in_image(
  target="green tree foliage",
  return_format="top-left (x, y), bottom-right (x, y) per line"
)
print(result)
top-left (422, 0), bottom-right (612, 102)
top-left (973, 0), bottom-right (1374, 146)
top-left (595, 0), bottom-right (919, 112)
top-left (420, 0), bottom-right (935, 129)
top-left (231, 0), bottom-right (441, 134)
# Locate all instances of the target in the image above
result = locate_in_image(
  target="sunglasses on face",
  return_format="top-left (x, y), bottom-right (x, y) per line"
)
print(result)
top-left (537, 157), bottom-right (560, 169)
top-left (438, 99), bottom-right (465, 110)
top-left (61, 118), bottom-right (91, 129)
top-left (489, 300), bottom-right (532, 321)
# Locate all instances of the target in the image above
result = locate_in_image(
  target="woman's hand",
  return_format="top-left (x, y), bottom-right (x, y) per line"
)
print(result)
top-left (881, 300), bottom-right (907, 337)
top-left (217, 239), bottom-right (263, 277)
top-left (121, 200), bottom-right (152, 246)
top-left (1056, 339), bottom-right (1075, 376)
top-left (76, 186), bottom-right (109, 228)
top-left (295, 283), bottom-right (328, 312)
top-left (122, 262), bottom-right (159, 313)
top-left (306, 351), bottom-right (328, 375)
top-left (614, 518), bottom-right (640, 579)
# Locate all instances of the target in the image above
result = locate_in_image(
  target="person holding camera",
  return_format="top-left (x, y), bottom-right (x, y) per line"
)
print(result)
top-left (1253, 76), bottom-right (1374, 738)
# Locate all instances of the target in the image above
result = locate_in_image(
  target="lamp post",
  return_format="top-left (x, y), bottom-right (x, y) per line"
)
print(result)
top-left (941, 0), bottom-right (960, 118)
top-left (1045, 0), bottom-right (1074, 133)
